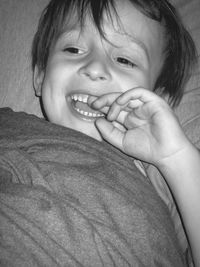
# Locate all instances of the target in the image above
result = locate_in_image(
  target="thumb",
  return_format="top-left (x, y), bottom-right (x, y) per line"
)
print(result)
top-left (95, 118), bottom-right (124, 151)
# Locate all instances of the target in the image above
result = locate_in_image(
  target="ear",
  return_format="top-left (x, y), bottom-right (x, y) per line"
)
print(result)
top-left (33, 66), bottom-right (44, 96)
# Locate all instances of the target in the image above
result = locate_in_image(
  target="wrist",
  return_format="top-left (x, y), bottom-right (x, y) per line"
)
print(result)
top-left (156, 142), bottom-right (200, 186)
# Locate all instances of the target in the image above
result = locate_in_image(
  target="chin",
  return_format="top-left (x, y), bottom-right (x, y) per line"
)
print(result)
top-left (60, 118), bottom-right (102, 142)
top-left (78, 123), bottom-right (102, 142)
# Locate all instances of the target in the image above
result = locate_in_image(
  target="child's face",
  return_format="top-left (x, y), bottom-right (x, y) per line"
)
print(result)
top-left (35, 0), bottom-right (164, 141)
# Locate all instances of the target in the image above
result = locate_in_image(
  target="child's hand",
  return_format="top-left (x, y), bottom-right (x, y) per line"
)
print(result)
top-left (88, 88), bottom-right (190, 167)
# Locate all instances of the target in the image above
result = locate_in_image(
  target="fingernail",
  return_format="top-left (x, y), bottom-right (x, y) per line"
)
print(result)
top-left (87, 96), bottom-right (95, 106)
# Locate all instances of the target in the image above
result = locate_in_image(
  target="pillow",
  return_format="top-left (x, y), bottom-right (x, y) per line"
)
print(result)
top-left (0, 0), bottom-right (48, 117)
top-left (173, 0), bottom-right (200, 149)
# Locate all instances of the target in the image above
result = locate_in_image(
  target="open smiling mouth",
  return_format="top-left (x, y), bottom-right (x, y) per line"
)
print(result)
top-left (70, 93), bottom-right (105, 121)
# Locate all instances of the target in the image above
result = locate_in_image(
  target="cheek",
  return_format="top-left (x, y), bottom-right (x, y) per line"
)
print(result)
top-left (43, 64), bottom-right (69, 92)
top-left (114, 69), bottom-right (152, 91)
top-left (46, 55), bottom-right (75, 78)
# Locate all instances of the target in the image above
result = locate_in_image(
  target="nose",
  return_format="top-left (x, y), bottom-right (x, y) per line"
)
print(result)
top-left (78, 53), bottom-right (111, 81)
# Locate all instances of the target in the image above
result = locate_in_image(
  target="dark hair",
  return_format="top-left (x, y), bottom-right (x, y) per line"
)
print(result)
top-left (32, 0), bottom-right (197, 107)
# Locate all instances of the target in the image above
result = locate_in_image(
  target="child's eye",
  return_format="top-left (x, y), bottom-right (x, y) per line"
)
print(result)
top-left (116, 57), bottom-right (136, 68)
top-left (63, 47), bottom-right (84, 54)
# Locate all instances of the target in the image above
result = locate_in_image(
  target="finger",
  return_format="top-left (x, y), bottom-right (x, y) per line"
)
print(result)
top-left (107, 101), bottom-right (123, 121)
top-left (88, 92), bottom-right (121, 110)
top-left (116, 87), bottom-right (163, 106)
top-left (107, 98), bottom-right (143, 121)
top-left (87, 95), bottom-right (98, 106)
top-left (127, 99), bottom-right (143, 109)
top-left (106, 88), bottom-right (148, 121)
top-left (87, 95), bottom-right (109, 115)
top-left (98, 106), bottom-right (110, 115)
top-left (95, 118), bottom-right (124, 151)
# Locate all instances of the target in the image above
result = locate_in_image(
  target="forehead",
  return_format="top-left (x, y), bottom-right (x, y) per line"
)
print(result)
top-left (105, 0), bottom-right (165, 59)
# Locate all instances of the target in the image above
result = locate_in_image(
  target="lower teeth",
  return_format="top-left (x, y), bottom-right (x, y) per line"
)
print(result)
top-left (75, 107), bottom-right (104, 117)
top-left (73, 100), bottom-right (104, 118)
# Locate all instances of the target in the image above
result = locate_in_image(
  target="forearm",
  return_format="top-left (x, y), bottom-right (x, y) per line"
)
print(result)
top-left (157, 143), bottom-right (200, 267)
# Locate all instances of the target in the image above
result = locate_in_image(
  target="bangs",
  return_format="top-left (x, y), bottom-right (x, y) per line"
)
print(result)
top-left (55, 0), bottom-right (118, 38)
top-left (129, 0), bottom-right (162, 21)
top-left (60, 0), bottom-right (164, 35)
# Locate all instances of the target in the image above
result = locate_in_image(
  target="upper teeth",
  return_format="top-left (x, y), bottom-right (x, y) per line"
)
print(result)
top-left (71, 94), bottom-right (88, 103)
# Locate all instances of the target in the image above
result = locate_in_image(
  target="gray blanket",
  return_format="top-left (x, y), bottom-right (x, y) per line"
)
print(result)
top-left (0, 108), bottom-right (186, 266)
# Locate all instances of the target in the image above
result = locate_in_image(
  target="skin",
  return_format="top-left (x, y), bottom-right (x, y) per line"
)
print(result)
top-left (34, 0), bottom-right (164, 141)
top-left (34, 0), bottom-right (200, 265)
